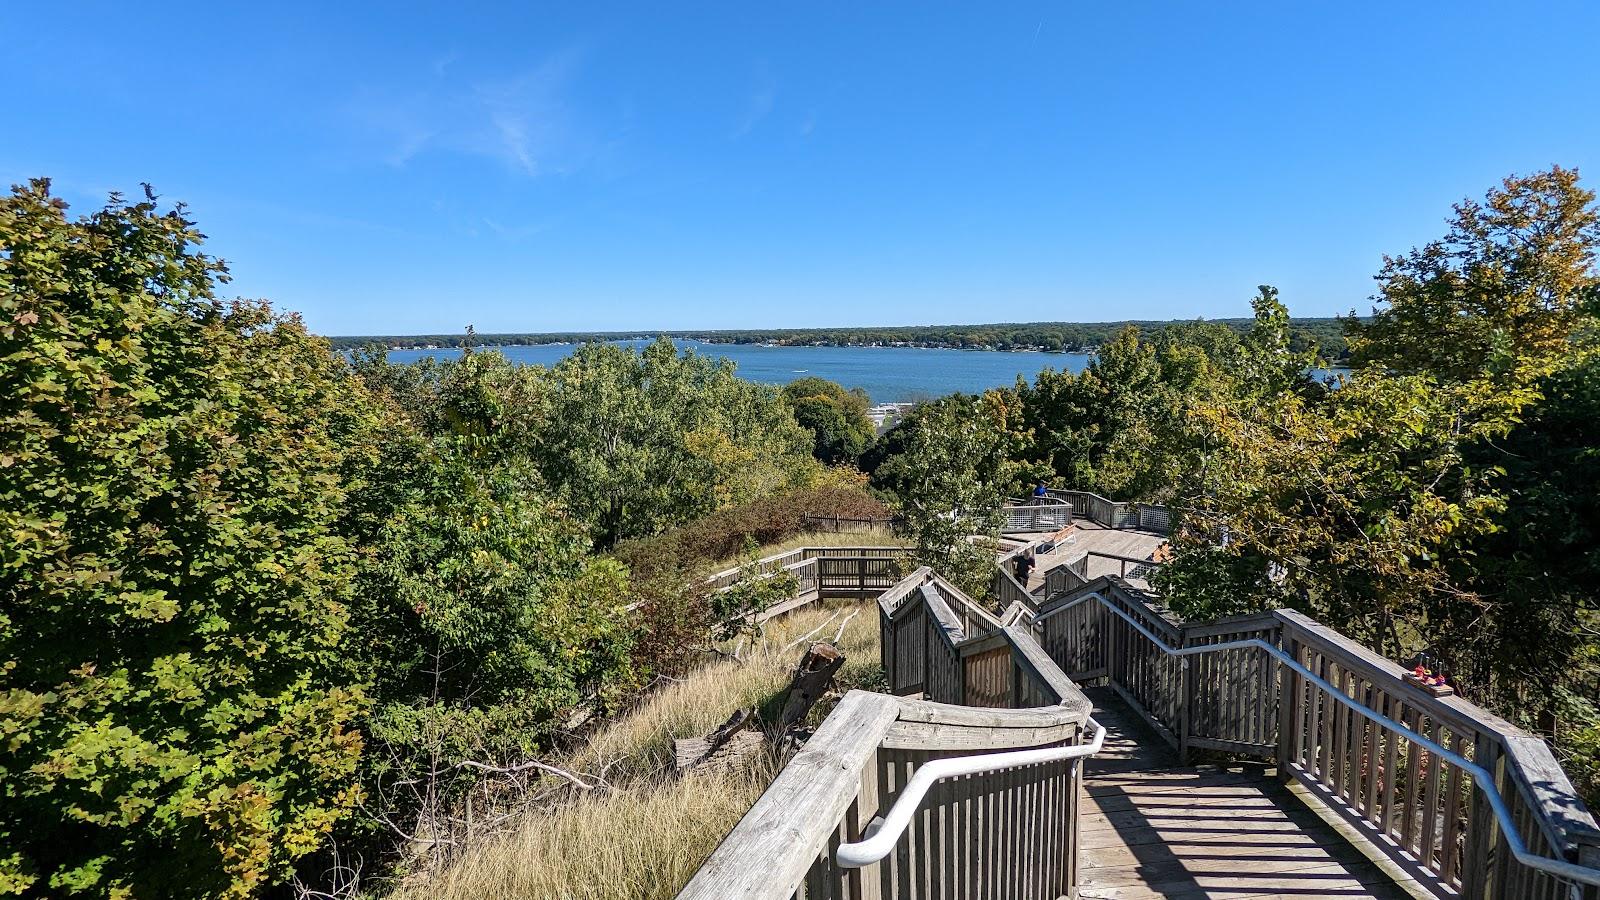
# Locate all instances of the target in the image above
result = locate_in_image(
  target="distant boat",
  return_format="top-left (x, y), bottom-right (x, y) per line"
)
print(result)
top-left (793, 369), bottom-right (807, 373)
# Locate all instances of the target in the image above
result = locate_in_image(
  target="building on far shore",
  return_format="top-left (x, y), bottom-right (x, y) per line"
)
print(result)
top-left (867, 402), bottom-right (913, 433)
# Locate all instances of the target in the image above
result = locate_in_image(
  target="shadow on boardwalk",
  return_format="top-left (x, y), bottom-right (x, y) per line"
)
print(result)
top-left (1079, 687), bottom-right (1430, 899)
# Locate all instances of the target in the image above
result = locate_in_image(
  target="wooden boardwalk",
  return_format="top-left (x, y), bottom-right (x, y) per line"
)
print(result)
top-left (1018, 522), bottom-right (1168, 593)
top-left (1080, 688), bottom-right (1428, 899)
top-left (684, 559), bottom-right (1600, 899)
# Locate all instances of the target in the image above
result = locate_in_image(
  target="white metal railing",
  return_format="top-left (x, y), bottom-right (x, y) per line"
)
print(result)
top-left (1038, 588), bottom-right (1600, 889)
top-left (835, 717), bottom-right (1107, 867)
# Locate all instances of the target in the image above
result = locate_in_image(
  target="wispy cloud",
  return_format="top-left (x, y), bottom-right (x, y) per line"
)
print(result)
top-left (732, 62), bottom-right (776, 138)
top-left (351, 47), bottom-right (594, 177)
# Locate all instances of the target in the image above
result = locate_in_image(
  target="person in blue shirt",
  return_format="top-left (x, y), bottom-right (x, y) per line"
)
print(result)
top-left (1032, 480), bottom-right (1049, 504)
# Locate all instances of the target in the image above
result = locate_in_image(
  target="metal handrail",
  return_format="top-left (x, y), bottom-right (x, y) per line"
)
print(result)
top-left (835, 718), bottom-right (1107, 868)
top-left (1040, 589), bottom-right (1600, 887)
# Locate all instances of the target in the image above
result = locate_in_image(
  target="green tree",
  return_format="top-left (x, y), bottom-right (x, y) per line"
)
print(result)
top-left (872, 395), bottom-right (1007, 594)
top-left (344, 346), bottom-right (635, 855)
top-left (1159, 169), bottom-right (1600, 670)
top-left (533, 339), bottom-right (812, 547)
top-left (354, 448), bottom-right (631, 838)
top-left (1347, 166), bottom-right (1599, 399)
top-left (781, 376), bottom-right (875, 465)
top-left (0, 181), bottom-right (370, 898)
top-left (1008, 291), bottom-right (1315, 503)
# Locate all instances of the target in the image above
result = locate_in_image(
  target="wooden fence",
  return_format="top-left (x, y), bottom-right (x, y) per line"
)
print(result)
top-left (1032, 577), bottom-right (1600, 898)
top-left (800, 513), bottom-right (901, 534)
top-left (999, 497), bottom-right (1073, 533)
top-left (679, 568), bottom-right (1096, 900)
top-left (1045, 489), bottom-right (1172, 534)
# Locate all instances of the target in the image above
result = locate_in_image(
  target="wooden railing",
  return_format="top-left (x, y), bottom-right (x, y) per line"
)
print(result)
top-left (1032, 576), bottom-right (1600, 898)
top-left (705, 546), bottom-right (911, 591)
top-left (990, 564), bottom-right (1038, 616)
top-left (799, 513), bottom-right (901, 534)
top-left (1045, 489), bottom-right (1172, 534)
top-left (1084, 549), bottom-right (1164, 581)
top-left (686, 539), bottom-right (1600, 899)
top-left (679, 568), bottom-right (1097, 900)
top-left (999, 496), bottom-right (1073, 532)
top-left (1040, 553), bottom-right (1091, 597)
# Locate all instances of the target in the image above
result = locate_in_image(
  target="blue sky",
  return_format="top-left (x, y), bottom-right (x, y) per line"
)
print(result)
top-left (4, 3), bottom-right (1598, 336)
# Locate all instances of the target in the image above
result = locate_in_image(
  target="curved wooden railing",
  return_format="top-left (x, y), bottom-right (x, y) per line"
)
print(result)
top-left (999, 496), bottom-right (1074, 532)
top-left (1032, 576), bottom-right (1600, 897)
top-left (678, 568), bottom-right (1098, 900)
top-left (1045, 488), bottom-right (1172, 533)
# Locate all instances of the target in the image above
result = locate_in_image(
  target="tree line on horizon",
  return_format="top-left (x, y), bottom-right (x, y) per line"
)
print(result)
top-left (323, 316), bottom-right (1354, 361)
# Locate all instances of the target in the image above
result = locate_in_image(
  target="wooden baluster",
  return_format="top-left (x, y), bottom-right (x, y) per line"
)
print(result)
top-left (1276, 627), bottom-right (1301, 781)
top-left (1179, 641), bottom-right (1194, 763)
top-left (1341, 670), bottom-right (1360, 805)
top-left (1420, 718), bottom-right (1444, 873)
top-left (856, 762), bottom-right (882, 900)
top-left (1381, 696), bottom-right (1400, 839)
top-left (1362, 684), bottom-right (1381, 822)
top-left (1317, 657), bottom-right (1335, 782)
top-left (1402, 706), bottom-right (1423, 857)
top-left (1439, 731), bottom-right (1466, 888)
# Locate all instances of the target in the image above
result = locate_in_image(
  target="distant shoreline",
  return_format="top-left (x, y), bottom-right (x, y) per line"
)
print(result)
top-left (326, 317), bottom-right (1353, 360)
top-left (367, 340), bottom-right (1088, 353)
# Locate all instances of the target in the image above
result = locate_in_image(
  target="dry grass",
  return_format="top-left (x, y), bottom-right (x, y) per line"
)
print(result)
top-left (389, 600), bottom-right (882, 900)
top-left (392, 759), bottom-right (780, 900)
top-left (571, 599), bottom-right (880, 778)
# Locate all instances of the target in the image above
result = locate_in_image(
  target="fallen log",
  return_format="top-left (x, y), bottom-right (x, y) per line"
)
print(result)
top-left (675, 642), bottom-right (847, 773)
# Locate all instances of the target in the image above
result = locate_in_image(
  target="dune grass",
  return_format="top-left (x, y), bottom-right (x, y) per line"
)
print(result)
top-left (389, 600), bottom-right (882, 900)
top-left (392, 760), bottom-right (780, 900)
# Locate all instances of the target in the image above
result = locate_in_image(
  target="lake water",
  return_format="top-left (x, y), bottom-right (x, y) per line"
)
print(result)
top-left (383, 340), bottom-right (1350, 404)
top-left (384, 340), bottom-right (1092, 404)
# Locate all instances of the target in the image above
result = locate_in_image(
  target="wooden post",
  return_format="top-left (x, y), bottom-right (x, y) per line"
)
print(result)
top-left (881, 607), bottom-right (895, 693)
top-left (1460, 735), bottom-right (1501, 900)
top-left (1276, 624), bottom-right (1300, 783)
top-left (853, 755), bottom-right (884, 900)
top-left (1178, 637), bottom-right (1195, 765)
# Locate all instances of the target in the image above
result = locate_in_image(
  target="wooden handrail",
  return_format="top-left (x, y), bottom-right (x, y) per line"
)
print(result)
top-left (1044, 489), bottom-right (1173, 534)
top-left (1035, 577), bottom-right (1600, 895)
top-left (681, 568), bottom-right (1097, 899)
top-left (704, 545), bottom-right (911, 591)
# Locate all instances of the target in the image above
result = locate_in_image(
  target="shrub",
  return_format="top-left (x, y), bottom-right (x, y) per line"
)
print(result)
top-left (0, 181), bottom-right (372, 898)
top-left (781, 376), bottom-right (875, 464)
top-left (614, 483), bottom-right (890, 584)
top-left (343, 355), bottom-right (638, 872)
